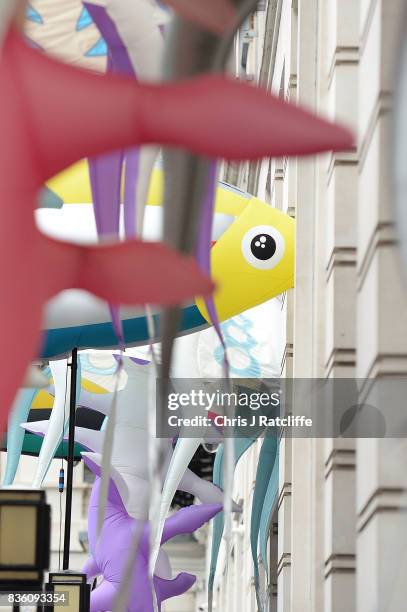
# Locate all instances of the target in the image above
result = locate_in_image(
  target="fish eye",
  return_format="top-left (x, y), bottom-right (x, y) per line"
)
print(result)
top-left (241, 224), bottom-right (285, 270)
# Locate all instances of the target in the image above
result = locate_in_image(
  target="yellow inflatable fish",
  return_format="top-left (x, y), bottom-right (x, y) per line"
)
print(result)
top-left (196, 198), bottom-right (294, 322)
top-left (40, 160), bottom-right (294, 358)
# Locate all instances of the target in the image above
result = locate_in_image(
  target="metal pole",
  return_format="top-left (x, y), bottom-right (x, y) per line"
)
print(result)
top-left (63, 348), bottom-right (78, 570)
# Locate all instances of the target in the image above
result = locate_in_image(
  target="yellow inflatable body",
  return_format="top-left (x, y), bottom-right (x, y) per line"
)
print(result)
top-left (196, 199), bottom-right (294, 322)
top-left (41, 160), bottom-right (294, 357)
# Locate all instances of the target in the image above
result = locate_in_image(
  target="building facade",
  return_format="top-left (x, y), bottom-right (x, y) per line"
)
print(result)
top-left (211, 1), bottom-right (407, 611)
top-left (1, 2), bottom-right (407, 611)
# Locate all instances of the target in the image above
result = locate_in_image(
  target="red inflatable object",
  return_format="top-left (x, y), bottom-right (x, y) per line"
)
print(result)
top-left (0, 27), bottom-right (353, 429)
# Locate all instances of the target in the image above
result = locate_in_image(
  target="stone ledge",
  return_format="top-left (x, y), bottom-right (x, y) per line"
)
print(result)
top-left (358, 91), bottom-right (392, 173)
top-left (324, 554), bottom-right (356, 579)
top-left (325, 348), bottom-right (356, 378)
top-left (326, 247), bottom-right (357, 281)
top-left (287, 72), bottom-right (297, 99)
top-left (325, 448), bottom-right (356, 480)
top-left (277, 553), bottom-right (292, 576)
top-left (281, 342), bottom-right (294, 374)
top-left (357, 222), bottom-right (396, 289)
top-left (278, 482), bottom-right (292, 509)
top-left (326, 150), bottom-right (358, 186)
top-left (327, 46), bottom-right (360, 90)
top-left (357, 487), bottom-right (407, 533)
top-left (287, 204), bottom-right (296, 219)
top-left (358, 355), bottom-right (407, 382)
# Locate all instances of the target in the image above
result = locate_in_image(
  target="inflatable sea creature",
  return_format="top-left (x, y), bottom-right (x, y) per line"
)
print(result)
top-left (37, 197), bottom-right (294, 358)
top-left (2, 13), bottom-right (346, 424)
top-left (21, 354), bottom-right (227, 506)
top-left (82, 454), bottom-right (222, 612)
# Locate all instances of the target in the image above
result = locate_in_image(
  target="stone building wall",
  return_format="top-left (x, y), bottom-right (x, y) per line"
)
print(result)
top-left (212, 1), bottom-right (407, 611)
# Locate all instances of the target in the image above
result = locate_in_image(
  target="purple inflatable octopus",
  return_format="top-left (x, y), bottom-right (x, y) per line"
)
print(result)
top-left (82, 455), bottom-right (222, 612)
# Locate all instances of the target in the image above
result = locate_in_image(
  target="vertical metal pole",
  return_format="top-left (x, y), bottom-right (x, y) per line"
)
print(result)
top-left (63, 348), bottom-right (78, 570)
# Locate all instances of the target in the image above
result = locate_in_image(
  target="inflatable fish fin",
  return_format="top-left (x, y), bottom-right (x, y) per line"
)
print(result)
top-left (208, 438), bottom-right (256, 611)
top-left (31, 359), bottom-right (81, 487)
top-left (21, 419), bottom-right (48, 437)
top-left (250, 436), bottom-right (278, 609)
top-left (79, 388), bottom-right (115, 417)
top-left (259, 448), bottom-right (279, 577)
top-left (38, 186), bottom-right (63, 209)
top-left (207, 445), bottom-right (225, 611)
top-left (73, 428), bottom-right (105, 453)
top-left (179, 467), bottom-right (240, 510)
top-left (3, 388), bottom-right (37, 485)
top-left (150, 437), bottom-right (202, 572)
top-left (21, 420), bottom-right (104, 454)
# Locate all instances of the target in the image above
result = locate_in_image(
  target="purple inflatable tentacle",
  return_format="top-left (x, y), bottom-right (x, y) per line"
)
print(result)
top-left (87, 148), bottom-right (125, 346)
top-left (155, 573), bottom-right (196, 604)
top-left (161, 503), bottom-right (223, 544)
top-left (84, 458), bottom-right (222, 612)
top-left (87, 148), bottom-right (123, 237)
top-left (84, 2), bottom-right (138, 238)
top-left (83, 3), bottom-right (134, 75)
top-left (84, 3), bottom-right (140, 242)
top-left (83, 2), bottom-right (139, 346)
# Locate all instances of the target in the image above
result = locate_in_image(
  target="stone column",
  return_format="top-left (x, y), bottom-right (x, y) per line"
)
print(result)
top-left (289, 0), bottom-right (318, 607)
top-left (356, 1), bottom-right (407, 611)
top-left (320, 1), bottom-right (360, 611)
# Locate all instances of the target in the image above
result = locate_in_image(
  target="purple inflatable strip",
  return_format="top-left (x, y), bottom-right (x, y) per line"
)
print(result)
top-left (83, 3), bottom-right (140, 345)
top-left (83, 3), bottom-right (134, 74)
top-left (85, 1), bottom-right (140, 242)
top-left (87, 130), bottom-right (123, 236)
top-left (82, 454), bottom-right (222, 612)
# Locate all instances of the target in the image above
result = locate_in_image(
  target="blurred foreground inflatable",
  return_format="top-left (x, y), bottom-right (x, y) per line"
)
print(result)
top-left (0, 1), bottom-right (353, 611)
